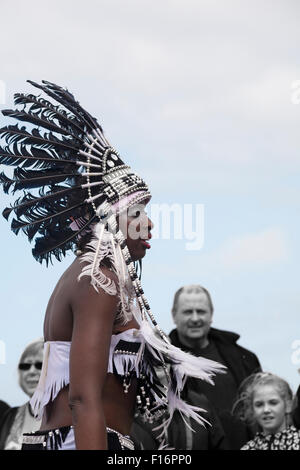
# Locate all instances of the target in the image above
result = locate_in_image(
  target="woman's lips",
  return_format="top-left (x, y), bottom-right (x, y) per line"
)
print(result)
top-left (25, 380), bottom-right (39, 388)
top-left (140, 240), bottom-right (151, 249)
top-left (262, 417), bottom-right (274, 425)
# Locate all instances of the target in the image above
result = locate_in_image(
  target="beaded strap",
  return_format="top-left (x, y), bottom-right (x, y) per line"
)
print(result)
top-left (113, 226), bottom-right (169, 342)
top-left (106, 427), bottom-right (135, 450)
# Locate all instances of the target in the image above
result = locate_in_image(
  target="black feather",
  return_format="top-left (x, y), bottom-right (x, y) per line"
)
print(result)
top-left (0, 145), bottom-right (78, 170)
top-left (27, 80), bottom-right (98, 133)
top-left (2, 185), bottom-right (80, 220)
top-left (0, 172), bottom-right (14, 193)
top-left (2, 167), bottom-right (77, 193)
top-left (14, 166), bottom-right (76, 188)
top-left (2, 109), bottom-right (85, 143)
top-left (32, 214), bottom-right (97, 265)
top-left (14, 93), bottom-right (86, 136)
top-left (0, 124), bottom-right (80, 154)
top-left (10, 200), bottom-right (86, 237)
top-left (41, 80), bottom-right (101, 131)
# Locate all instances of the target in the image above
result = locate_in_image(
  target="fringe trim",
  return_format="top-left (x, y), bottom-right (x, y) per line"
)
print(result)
top-left (30, 342), bottom-right (70, 420)
top-left (78, 222), bottom-right (134, 325)
top-left (136, 319), bottom-right (226, 436)
top-left (139, 320), bottom-right (226, 383)
top-left (30, 374), bottom-right (69, 421)
top-left (30, 311), bottom-right (226, 436)
top-left (78, 224), bottom-right (117, 295)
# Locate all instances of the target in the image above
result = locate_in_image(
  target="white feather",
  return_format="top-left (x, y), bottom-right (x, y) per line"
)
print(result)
top-left (139, 319), bottom-right (226, 386)
top-left (78, 221), bottom-right (134, 324)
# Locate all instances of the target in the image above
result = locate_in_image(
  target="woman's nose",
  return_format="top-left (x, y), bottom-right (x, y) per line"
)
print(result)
top-left (263, 403), bottom-right (271, 413)
top-left (148, 217), bottom-right (154, 231)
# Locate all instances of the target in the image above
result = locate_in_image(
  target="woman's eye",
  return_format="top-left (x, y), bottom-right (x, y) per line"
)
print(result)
top-left (133, 209), bottom-right (147, 218)
top-left (254, 402), bottom-right (263, 407)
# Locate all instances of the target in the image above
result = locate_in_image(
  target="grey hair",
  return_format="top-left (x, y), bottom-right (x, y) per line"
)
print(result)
top-left (19, 338), bottom-right (44, 365)
top-left (171, 285), bottom-right (214, 316)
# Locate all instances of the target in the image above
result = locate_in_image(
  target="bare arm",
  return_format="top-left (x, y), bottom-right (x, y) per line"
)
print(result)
top-left (69, 271), bottom-right (119, 450)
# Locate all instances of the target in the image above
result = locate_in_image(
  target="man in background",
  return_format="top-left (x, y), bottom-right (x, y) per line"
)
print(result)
top-left (169, 284), bottom-right (261, 449)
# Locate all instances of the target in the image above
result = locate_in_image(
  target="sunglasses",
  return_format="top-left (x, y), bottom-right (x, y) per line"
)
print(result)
top-left (18, 362), bottom-right (43, 371)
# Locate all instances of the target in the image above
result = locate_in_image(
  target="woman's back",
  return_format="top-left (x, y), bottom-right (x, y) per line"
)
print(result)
top-left (43, 259), bottom-right (78, 342)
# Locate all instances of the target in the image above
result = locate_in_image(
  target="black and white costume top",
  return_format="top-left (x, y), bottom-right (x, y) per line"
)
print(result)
top-left (30, 323), bottom-right (225, 435)
top-left (31, 328), bottom-right (152, 418)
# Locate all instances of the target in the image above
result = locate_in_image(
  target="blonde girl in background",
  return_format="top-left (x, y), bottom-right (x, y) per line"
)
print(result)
top-left (233, 372), bottom-right (300, 450)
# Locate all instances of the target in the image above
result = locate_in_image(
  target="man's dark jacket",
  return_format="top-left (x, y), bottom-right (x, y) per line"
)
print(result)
top-left (169, 326), bottom-right (262, 449)
top-left (0, 407), bottom-right (18, 449)
top-left (169, 327), bottom-right (261, 387)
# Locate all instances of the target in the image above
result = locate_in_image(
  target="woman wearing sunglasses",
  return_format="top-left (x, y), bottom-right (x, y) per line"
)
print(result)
top-left (0, 339), bottom-right (44, 450)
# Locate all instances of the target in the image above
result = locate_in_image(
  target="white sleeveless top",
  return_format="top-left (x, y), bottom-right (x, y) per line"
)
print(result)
top-left (30, 328), bottom-right (141, 420)
top-left (30, 322), bottom-right (224, 434)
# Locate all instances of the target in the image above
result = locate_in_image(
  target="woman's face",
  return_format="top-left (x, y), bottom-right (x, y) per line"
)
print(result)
top-left (18, 347), bottom-right (43, 398)
top-left (119, 202), bottom-right (153, 261)
top-left (252, 384), bottom-right (287, 435)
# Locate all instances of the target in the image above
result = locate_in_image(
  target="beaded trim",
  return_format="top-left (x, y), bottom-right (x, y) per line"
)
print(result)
top-left (113, 222), bottom-right (171, 348)
top-left (23, 426), bottom-right (73, 449)
top-left (22, 435), bottom-right (45, 445)
top-left (23, 426), bottom-right (134, 450)
top-left (114, 349), bottom-right (138, 355)
top-left (106, 427), bottom-right (135, 450)
top-left (79, 129), bottom-right (150, 218)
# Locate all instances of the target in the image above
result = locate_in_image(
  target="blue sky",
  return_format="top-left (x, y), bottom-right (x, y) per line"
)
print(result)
top-left (0, 0), bottom-right (300, 405)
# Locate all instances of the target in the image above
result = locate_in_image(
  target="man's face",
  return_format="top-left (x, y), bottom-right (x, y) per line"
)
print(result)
top-left (173, 291), bottom-right (212, 342)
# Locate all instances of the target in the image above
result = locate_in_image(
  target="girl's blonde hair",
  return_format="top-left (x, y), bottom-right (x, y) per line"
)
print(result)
top-left (232, 372), bottom-right (293, 429)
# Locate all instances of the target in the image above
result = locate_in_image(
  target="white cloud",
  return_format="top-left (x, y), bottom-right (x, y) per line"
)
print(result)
top-left (217, 228), bottom-right (288, 270)
top-left (1, 0), bottom-right (300, 171)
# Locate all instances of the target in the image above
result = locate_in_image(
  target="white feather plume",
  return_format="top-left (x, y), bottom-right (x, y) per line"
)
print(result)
top-left (139, 319), bottom-right (226, 386)
top-left (78, 222), bottom-right (135, 324)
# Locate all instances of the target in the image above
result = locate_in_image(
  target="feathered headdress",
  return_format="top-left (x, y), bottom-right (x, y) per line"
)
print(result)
top-left (0, 80), bottom-right (151, 264)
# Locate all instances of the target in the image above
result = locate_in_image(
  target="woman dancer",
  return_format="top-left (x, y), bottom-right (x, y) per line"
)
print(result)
top-left (0, 80), bottom-right (224, 450)
top-left (233, 372), bottom-right (300, 450)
